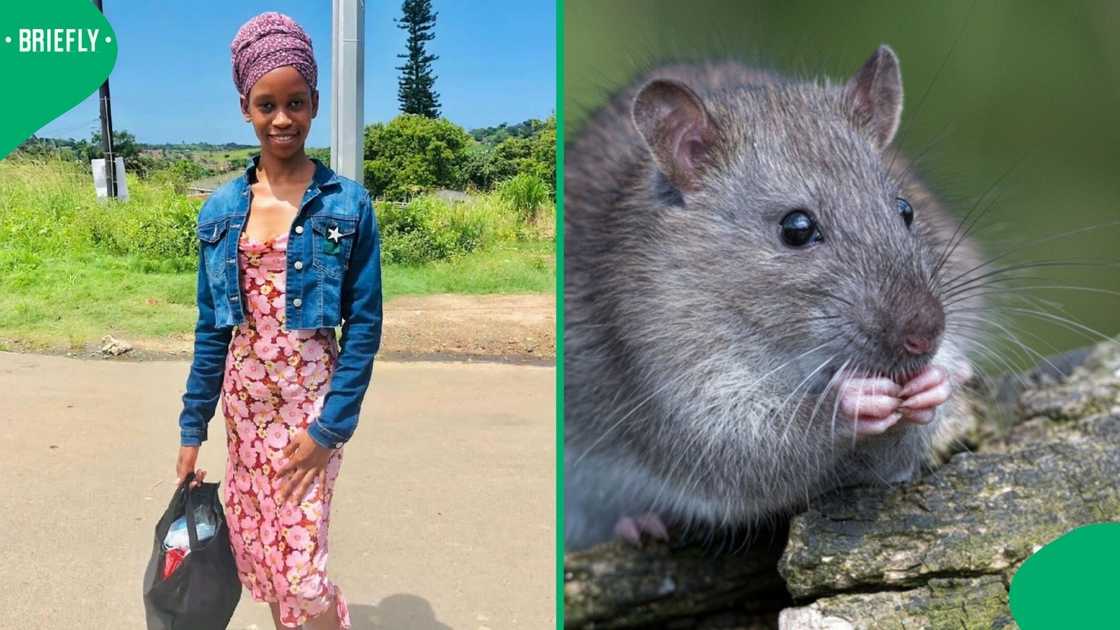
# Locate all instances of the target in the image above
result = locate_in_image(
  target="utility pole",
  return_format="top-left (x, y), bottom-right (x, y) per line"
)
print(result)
top-left (93, 0), bottom-right (117, 198)
top-left (331, 0), bottom-right (365, 182)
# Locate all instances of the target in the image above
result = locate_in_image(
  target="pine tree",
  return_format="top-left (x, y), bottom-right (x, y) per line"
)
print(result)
top-left (395, 0), bottom-right (441, 118)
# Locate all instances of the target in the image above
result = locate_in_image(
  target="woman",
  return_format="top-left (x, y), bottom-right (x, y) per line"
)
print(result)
top-left (175, 12), bottom-right (381, 629)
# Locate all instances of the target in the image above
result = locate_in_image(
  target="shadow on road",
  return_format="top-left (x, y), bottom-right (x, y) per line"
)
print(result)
top-left (349, 594), bottom-right (452, 630)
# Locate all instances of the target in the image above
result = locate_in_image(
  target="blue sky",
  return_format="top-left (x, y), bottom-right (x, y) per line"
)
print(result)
top-left (38, 1), bottom-right (555, 146)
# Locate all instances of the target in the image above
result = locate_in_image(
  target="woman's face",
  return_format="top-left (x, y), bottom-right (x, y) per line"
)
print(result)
top-left (240, 66), bottom-right (319, 159)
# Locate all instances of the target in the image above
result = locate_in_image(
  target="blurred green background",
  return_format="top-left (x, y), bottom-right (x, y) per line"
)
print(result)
top-left (565, 0), bottom-right (1120, 371)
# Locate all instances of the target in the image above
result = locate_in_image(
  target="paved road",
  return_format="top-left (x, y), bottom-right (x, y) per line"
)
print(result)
top-left (0, 352), bottom-right (555, 629)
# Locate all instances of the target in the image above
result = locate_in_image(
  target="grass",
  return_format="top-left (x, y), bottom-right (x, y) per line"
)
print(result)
top-left (0, 156), bottom-right (201, 261)
top-left (385, 240), bottom-right (553, 294)
top-left (0, 252), bottom-right (197, 350)
top-left (0, 157), bottom-right (555, 352)
top-left (0, 242), bottom-right (554, 351)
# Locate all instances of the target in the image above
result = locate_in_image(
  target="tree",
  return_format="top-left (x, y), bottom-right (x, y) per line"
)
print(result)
top-left (395, 0), bottom-right (441, 117)
top-left (72, 129), bottom-right (164, 175)
top-left (461, 116), bottom-right (556, 192)
top-left (86, 129), bottom-right (140, 162)
top-left (362, 114), bottom-right (471, 200)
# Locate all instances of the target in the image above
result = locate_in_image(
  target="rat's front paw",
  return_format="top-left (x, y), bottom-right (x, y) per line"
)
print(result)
top-left (838, 376), bottom-right (902, 437)
top-left (897, 365), bottom-right (952, 424)
top-left (613, 512), bottom-right (669, 546)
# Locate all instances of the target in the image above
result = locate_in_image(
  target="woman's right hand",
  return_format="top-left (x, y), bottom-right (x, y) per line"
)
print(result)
top-left (176, 445), bottom-right (206, 488)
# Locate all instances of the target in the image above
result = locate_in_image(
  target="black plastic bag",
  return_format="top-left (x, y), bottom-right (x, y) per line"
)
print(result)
top-left (142, 472), bottom-right (242, 629)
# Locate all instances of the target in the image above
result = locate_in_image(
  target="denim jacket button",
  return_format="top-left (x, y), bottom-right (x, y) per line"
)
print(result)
top-left (294, 260), bottom-right (304, 270)
top-left (295, 225), bottom-right (304, 234)
top-left (293, 298), bottom-right (303, 307)
top-left (335, 442), bottom-right (343, 449)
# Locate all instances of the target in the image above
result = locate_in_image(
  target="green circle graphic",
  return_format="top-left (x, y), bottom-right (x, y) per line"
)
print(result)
top-left (0, 0), bottom-right (117, 158)
top-left (1010, 522), bottom-right (1120, 628)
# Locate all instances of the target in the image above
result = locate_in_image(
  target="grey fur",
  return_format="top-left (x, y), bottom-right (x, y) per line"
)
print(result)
top-left (564, 48), bottom-right (984, 550)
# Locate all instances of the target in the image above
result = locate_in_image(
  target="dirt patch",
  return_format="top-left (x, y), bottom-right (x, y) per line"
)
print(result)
top-left (382, 294), bottom-right (555, 364)
top-left (2, 293), bottom-right (556, 364)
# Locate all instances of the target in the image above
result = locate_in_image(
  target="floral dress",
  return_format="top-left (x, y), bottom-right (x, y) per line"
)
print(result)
top-left (221, 231), bottom-right (352, 628)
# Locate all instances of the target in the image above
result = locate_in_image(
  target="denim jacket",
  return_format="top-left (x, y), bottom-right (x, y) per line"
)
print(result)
top-left (179, 155), bottom-right (383, 449)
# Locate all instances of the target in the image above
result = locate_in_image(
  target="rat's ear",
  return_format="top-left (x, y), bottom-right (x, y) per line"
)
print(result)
top-left (845, 45), bottom-right (903, 150)
top-left (632, 79), bottom-right (717, 193)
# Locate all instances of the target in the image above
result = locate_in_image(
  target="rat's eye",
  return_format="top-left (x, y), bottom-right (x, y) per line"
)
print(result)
top-left (780, 210), bottom-right (823, 247)
top-left (896, 197), bottom-right (914, 228)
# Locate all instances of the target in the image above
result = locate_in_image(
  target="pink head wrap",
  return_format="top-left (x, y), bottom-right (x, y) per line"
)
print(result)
top-left (230, 12), bottom-right (318, 97)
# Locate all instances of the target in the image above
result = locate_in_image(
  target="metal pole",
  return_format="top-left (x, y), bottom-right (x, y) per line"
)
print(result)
top-left (331, 0), bottom-right (365, 182)
top-left (93, 0), bottom-right (117, 198)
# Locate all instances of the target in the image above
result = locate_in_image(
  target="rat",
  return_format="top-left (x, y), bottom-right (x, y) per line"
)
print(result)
top-left (564, 45), bottom-right (984, 551)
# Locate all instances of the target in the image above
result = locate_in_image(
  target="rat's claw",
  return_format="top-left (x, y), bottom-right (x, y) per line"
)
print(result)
top-left (614, 516), bottom-right (642, 545)
top-left (838, 377), bottom-right (901, 418)
top-left (898, 365), bottom-right (948, 398)
top-left (853, 412), bottom-right (903, 436)
top-left (613, 512), bottom-right (669, 546)
top-left (895, 364), bottom-right (953, 425)
top-left (840, 394), bottom-right (901, 420)
top-left (837, 377), bottom-right (903, 436)
top-left (899, 368), bottom-right (952, 411)
top-left (637, 513), bottom-right (669, 541)
top-left (900, 408), bottom-right (936, 425)
top-left (840, 376), bottom-right (901, 397)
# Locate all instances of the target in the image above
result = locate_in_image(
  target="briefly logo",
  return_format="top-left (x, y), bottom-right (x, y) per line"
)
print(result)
top-left (6, 28), bottom-right (111, 53)
top-left (0, 1), bottom-right (118, 158)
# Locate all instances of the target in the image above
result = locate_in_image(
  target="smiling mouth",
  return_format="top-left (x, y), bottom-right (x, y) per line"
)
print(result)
top-left (270, 133), bottom-right (298, 144)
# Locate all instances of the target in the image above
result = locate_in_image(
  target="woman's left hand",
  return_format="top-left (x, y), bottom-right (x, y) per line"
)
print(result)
top-left (275, 430), bottom-right (332, 506)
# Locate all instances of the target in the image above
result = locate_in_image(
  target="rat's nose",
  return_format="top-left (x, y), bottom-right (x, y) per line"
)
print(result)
top-left (897, 294), bottom-right (945, 357)
top-left (903, 334), bottom-right (933, 355)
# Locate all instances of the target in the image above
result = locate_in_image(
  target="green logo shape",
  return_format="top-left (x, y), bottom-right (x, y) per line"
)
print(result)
top-left (1009, 522), bottom-right (1120, 628)
top-left (0, 0), bottom-right (117, 158)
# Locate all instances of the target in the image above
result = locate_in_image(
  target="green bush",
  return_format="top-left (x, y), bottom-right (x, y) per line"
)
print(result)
top-left (459, 144), bottom-right (505, 191)
top-left (306, 147), bottom-right (331, 164)
top-left (362, 115), bottom-right (556, 199)
top-left (378, 193), bottom-right (521, 265)
top-left (0, 158), bottom-right (552, 272)
top-left (464, 116), bottom-right (556, 193)
top-left (146, 159), bottom-right (211, 193)
top-left (497, 173), bottom-right (549, 221)
top-left (0, 157), bottom-right (203, 267)
top-left (87, 195), bottom-right (199, 260)
top-left (363, 114), bottom-right (473, 200)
